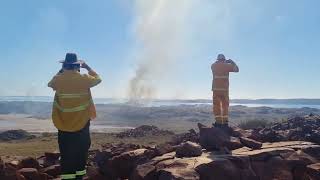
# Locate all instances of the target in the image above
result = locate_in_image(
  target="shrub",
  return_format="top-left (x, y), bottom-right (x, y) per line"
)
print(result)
top-left (239, 119), bottom-right (269, 130)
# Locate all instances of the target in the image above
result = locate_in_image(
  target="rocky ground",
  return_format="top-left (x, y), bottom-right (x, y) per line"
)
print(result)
top-left (1, 115), bottom-right (320, 180)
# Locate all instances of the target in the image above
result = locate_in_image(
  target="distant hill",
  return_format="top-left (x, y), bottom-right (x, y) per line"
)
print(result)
top-left (231, 99), bottom-right (320, 105)
top-left (0, 96), bottom-right (320, 105)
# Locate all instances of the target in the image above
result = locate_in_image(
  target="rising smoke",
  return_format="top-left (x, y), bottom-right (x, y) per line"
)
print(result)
top-left (128, 0), bottom-right (197, 102)
top-left (127, 0), bottom-right (236, 101)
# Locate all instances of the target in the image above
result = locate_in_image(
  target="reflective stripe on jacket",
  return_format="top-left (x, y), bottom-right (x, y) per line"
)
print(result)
top-left (211, 61), bottom-right (237, 91)
top-left (48, 70), bottom-right (101, 132)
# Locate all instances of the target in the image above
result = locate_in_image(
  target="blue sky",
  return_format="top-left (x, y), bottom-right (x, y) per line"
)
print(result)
top-left (0, 0), bottom-right (319, 99)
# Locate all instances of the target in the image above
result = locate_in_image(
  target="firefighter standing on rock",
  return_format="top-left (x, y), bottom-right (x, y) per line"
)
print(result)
top-left (211, 54), bottom-right (239, 128)
top-left (48, 53), bottom-right (101, 180)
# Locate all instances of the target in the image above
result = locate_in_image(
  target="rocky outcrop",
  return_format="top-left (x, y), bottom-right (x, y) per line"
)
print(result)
top-left (134, 141), bottom-right (320, 180)
top-left (2, 115), bottom-right (320, 179)
top-left (249, 115), bottom-right (320, 144)
top-left (2, 141), bottom-right (320, 180)
top-left (116, 125), bottom-right (174, 138)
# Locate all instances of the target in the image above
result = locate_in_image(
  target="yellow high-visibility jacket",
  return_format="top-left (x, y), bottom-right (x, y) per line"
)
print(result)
top-left (211, 61), bottom-right (238, 92)
top-left (48, 70), bottom-right (102, 132)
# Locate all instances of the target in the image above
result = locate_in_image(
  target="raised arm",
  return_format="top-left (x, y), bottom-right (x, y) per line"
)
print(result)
top-left (226, 59), bottom-right (239, 72)
top-left (81, 62), bottom-right (102, 88)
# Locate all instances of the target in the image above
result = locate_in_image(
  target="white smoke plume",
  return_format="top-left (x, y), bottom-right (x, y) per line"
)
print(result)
top-left (128, 0), bottom-right (197, 102)
top-left (127, 0), bottom-right (239, 101)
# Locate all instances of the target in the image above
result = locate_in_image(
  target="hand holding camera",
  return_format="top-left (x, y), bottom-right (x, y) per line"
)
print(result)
top-left (226, 59), bottom-right (235, 64)
top-left (79, 60), bottom-right (92, 71)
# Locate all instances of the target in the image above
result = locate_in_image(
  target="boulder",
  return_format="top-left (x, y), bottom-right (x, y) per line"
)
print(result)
top-left (1, 163), bottom-right (19, 180)
top-left (37, 156), bottom-right (56, 168)
top-left (232, 141), bottom-right (320, 180)
top-left (198, 123), bottom-right (231, 151)
top-left (306, 163), bottom-right (320, 180)
top-left (131, 163), bottom-right (157, 180)
top-left (104, 148), bottom-right (155, 179)
top-left (251, 156), bottom-right (293, 180)
top-left (155, 143), bottom-right (175, 156)
top-left (176, 141), bottom-right (202, 158)
top-left (171, 129), bottom-right (199, 145)
top-left (8, 160), bottom-right (19, 168)
top-left (240, 137), bottom-right (262, 149)
top-left (196, 156), bottom-right (257, 180)
top-left (18, 157), bottom-right (40, 170)
top-left (44, 152), bottom-right (60, 161)
top-left (156, 159), bottom-right (201, 180)
top-left (225, 137), bottom-right (243, 150)
top-left (94, 150), bottom-right (112, 170)
top-left (86, 166), bottom-right (109, 180)
top-left (231, 127), bottom-right (251, 137)
top-left (308, 131), bottom-right (320, 144)
top-left (158, 168), bottom-right (200, 180)
top-left (18, 168), bottom-right (41, 180)
top-left (41, 164), bottom-right (61, 177)
top-left (251, 128), bottom-right (284, 142)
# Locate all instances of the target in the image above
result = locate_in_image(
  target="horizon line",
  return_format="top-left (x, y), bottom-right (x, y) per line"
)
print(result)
top-left (0, 96), bottom-right (320, 101)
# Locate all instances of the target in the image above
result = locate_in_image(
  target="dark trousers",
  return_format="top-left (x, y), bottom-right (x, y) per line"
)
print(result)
top-left (58, 121), bottom-right (91, 180)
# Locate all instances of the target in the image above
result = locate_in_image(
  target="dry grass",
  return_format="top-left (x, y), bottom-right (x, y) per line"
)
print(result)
top-left (238, 119), bottom-right (270, 130)
top-left (0, 133), bottom-right (174, 159)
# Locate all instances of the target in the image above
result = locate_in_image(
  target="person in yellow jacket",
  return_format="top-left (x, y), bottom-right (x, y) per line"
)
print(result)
top-left (48, 53), bottom-right (101, 180)
top-left (211, 54), bottom-right (239, 128)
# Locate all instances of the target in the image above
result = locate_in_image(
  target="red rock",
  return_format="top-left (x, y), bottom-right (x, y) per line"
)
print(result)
top-left (105, 148), bottom-right (152, 179)
top-left (131, 163), bottom-right (157, 180)
top-left (158, 168), bottom-right (200, 180)
top-left (44, 152), bottom-right (60, 161)
top-left (231, 127), bottom-right (251, 137)
top-left (198, 123), bottom-right (230, 151)
top-left (39, 172), bottom-right (52, 180)
top-left (306, 163), bottom-right (320, 180)
top-left (2, 163), bottom-right (19, 179)
top-left (8, 160), bottom-right (19, 169)
top-left (85, 166), bottom-right (111, 180)
top-left (0, 157), bottom-right (4, 176)
top-left (87, 173), bottom-right (109, 180)
top-left (18, 168), bottom-right (41, 180)
top-left (251, 156), bottom-right (293, 180)
top-left (41, 164), bottom-right (60, 177)
top-left (226, 137), bottom-right (244, 150)
top-left (155, 143), bottom-right (175, 156)
top-left (240, 137), bottom-right (262, 149)
top-left (195, 156), bottom-right (257, 180)
top-left (176, 141), bottom-right (202, 158)
top-left (18, 157), bottom-right (40, 170)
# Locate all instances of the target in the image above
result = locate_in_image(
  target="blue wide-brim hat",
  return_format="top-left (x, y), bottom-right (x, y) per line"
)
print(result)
top-left (59, 53), bottom-right (82, 64)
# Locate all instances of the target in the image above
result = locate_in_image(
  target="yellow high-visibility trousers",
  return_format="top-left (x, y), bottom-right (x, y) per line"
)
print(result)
top-left (213, 91), bottom-right (229, 125)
